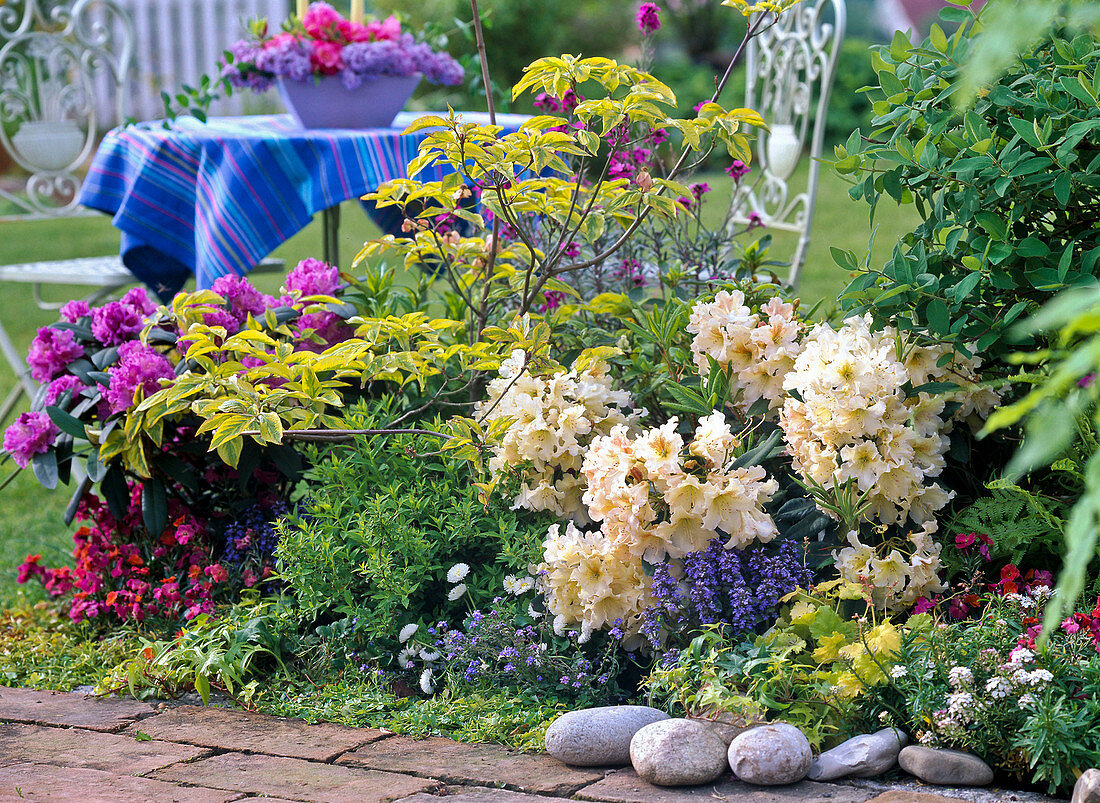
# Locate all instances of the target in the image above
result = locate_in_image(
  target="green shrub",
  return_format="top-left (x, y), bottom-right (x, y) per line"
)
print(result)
top-left (834, 7), bottom-right (1100, 363)
top-left (275, 401), bottom-right (553, 660)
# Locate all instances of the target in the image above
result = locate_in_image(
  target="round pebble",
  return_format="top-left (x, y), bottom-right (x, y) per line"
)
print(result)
top-left (630, 718), bottom-right (727, 787)
top-left (727, 723), bottom-right (812, 785)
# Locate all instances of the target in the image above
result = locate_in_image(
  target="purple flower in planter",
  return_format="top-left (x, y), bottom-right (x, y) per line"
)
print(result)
top-left (90, 301), bottom-right (144, 346)
top-left (3, 411), bottom-right (59, 468)
top-left (26, 327), bottom-right (85, 383)
top-left (284, 258), bottom-right (340, 297)
top-left (121, 287), bottom-right (157, 316)
top-left (44, 375), bottom-right (84, 409)
top-left (104, 342), bottom-right (175, 414)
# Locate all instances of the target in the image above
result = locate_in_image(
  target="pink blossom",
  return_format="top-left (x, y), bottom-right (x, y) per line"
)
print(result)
top-left (912, 596), bottom-right (936, 615)
top-left (205, 563), bottom-right (229, 583)
top-left (3, 411), bottom-right (59, 468)
top-left (339, 20), bottom-right (371, 42)
top-left (302, 2), bottom-right (342, 38)
top-left (636, 2), bottom-right (661, 34)
top-left (284, 258), bottom-right (339, 297)
top-left (121, 287), bottom-right (157, 316)
top-left (59, 300), bottom-right (91, 322)
top-left (211, 275), bottom-right (270, 324)
top-left (311, 40), bottom-right (344, 75)
top-left (366, 14), bottom-right (401, 42)
top-left (44, 375), bottom-right (83, 408)
top-left (1063, 617), bottom-right (1082, 634)
top-left (104, 341), bottom-right (174, 414)
top-left (91, 301), bottom-right (144, 346)
top-left (26, 327), bottom-right (84, 382)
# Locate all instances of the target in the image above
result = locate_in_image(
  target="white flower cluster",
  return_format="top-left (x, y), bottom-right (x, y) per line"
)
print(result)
top-left (539, 413), bottom-right (779, 639)
top-left (833, 522), bottom-right (947, 609)
top-left (687, 291), bottom-right (803, 414)
top-left (780, 314), bottom-right (963, 527)
top-left (540, 521), bottom-right (652, 641)
top-left (582, 414), bottom-right (778, 560)
top-left (478, 350), bottom-right (637, 521)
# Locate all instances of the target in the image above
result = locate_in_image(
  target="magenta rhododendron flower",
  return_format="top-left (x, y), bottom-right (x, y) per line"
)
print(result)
top-left (211, 275), bottom-right (272, 324)
top-left (26, 326), bottom-right (84, 383)
top-left (285, 257), bottom-right (339, 297)
top-left (44, 375), bottom-right (83, 408)
top-left (636, 2), bottom-right (661, 34)
top-left (366, 14), bottom-right (401, 41)
top-left (121, 286), bottom-right (157, 316)
top-left (104, 341), bottom-right (175, 414)
top-left (311, 40), bottom-right (344, 74)
top-left (91, 300), bottom-right (144, 346)
top-left (3, 411), bottom-right (59, 468)
top-left (59, 300), bottom-right (91, 323)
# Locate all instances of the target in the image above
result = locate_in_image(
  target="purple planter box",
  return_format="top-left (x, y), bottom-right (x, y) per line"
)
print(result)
top-left (277, 73), bottom-right (421, 130)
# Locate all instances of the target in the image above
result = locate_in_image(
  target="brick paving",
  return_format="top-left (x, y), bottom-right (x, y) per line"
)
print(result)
top-left (0, 686), bottom-right (1059, 803)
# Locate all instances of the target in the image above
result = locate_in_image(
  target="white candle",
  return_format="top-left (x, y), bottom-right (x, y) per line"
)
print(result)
top-left (296, 0), bottom-right (307, 18)
top-left (350, 0), bottom-right (363, 21)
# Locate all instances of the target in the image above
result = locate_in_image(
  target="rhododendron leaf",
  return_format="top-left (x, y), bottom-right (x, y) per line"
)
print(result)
top-left (100, 464), bottom-right (128, 520)
top-left (46, 406), bottom-right (86, 440)
top-left (141, 477), bottom-right (168, 536)
top-left (90, 346), bottom-right (119, 370)
top-left (30, 451), bottom-right (57, 490)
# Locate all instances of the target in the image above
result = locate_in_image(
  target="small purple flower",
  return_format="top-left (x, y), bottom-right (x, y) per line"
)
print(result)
top-left (747, 212), bottom-right (765, 230)
top-left (26, 327), bottom-right (85, 383)
top-left (636, 2), bottom-right (661, 35)
top-left (690, 182), bottom-right (710, 200)
top-left (121, 287), bottom-right (157, 316)
top-left (1078, 373), bottom-right (1096, 389)
top-left (4, 411), bottom-right (59, 468)
top-left (726, 160), bottom-right (750, 181)
top-left (104, 341), bottom-right (174, 414)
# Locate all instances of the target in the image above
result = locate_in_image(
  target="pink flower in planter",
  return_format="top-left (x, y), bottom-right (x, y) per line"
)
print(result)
top-left (104, 341), bottom-right (174, 414)
top-left (311, 40), bottom-right (344, 75)
top-left (366, 14), bottom-right (401, 42)
top-left (339, 19), bottom-right (372, 42)
top-left (91, 301), bottom-right (144, 346)
top-left (284, 257), bottom-right (339, 297)
top-left (59, 300), bottom-right (91, 322)
top-left (302, 2), bottom-right (342, 38)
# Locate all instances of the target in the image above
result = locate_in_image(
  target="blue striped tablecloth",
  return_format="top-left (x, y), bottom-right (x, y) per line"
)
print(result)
top-left (78, 112), bottom-right (528, 298)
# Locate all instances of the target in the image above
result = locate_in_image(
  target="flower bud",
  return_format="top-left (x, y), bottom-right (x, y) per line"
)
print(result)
top-left (635, 170), bottom-right (654, 191)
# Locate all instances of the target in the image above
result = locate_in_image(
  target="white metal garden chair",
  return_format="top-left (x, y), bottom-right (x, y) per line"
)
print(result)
top-left (729, 0), bottom-right (846, 288)
top-left (0, 0), bottom-right (138, 423)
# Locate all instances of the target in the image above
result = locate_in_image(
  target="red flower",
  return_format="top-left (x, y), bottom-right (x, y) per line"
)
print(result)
top-left (310, 41), bottom-right (344, 75)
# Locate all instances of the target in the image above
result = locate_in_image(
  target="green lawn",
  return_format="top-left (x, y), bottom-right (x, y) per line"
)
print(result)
top-left (0, 163), bottom-right (917, 608)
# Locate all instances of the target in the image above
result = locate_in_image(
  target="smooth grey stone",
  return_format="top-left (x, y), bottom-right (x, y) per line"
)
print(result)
top-left (545, 705), bottom-right (670, 767)
top-left (898, 745), bottom-right (994, 786)
top-left (1073, 768), bottom-right (1100, 803)
top-left (727, 722), bottom-right (812, 785)
top-left (629, 718), bottom-right (728, 787)
top-left (807, 728), bottom-right (908, 780)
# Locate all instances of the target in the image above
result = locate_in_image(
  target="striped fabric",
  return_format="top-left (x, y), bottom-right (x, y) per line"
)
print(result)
top-left (79, 112), bottom-right (527, 297)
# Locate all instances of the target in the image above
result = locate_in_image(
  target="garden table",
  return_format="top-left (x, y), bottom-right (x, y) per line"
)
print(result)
top-left (78, 111), bottom-right (529, 300)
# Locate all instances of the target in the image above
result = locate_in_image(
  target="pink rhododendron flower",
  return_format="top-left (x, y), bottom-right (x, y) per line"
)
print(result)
top-left (44, 375), bottom-right (83, 408)
top-left (3, 411), bottom-right (59, 468)
top-left (121, 286), bottom-right (157, 316)
top-left (26, 327), bottom-right (84, 382)
top-left (211, 275), bottom-right (272, 324)
top-left (339, 19), bottom-right (371, 42)
top-left (104, 341), bottom-right (174, 414)
top-left (284, 257), bottom-right (339, 297)
top-left (91, 300), bottom-right (144, 346)
top-left (59, 300), bottom-right (91, 322)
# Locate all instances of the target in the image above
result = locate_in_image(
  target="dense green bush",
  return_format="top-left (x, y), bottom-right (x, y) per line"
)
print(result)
top-left (834, 7), bottom-right (1100, 363)
top-left (275, 401), bottom-right (552, 662)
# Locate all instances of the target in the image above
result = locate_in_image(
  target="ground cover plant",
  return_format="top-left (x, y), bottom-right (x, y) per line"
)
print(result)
top-left (8, 0), bottom-right (1100, 798)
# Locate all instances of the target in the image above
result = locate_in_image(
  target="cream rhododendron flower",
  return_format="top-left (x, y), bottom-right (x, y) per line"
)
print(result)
top-left (477, 351), bottom-right (638, 522)
top-left (688, 290), bottom-right (803, 414)
top-left (778, 314), bottom-right (997, 529)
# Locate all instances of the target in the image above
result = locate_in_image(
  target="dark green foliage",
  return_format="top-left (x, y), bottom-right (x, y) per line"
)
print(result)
top-left (834, 8), bottom-right (1100, 363)
top-left (275, 402), bottom-right (552, 651)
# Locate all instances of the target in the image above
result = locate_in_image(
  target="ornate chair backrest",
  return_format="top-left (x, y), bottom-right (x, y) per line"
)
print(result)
top-left (0, 0), bottom-right (134, 220)
top-left (728, 0), bottom-right (846, 288)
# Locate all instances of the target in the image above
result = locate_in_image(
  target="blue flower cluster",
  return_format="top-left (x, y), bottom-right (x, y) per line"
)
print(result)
top-left (220, 500), bottom-right (288, 581)
top-left (433, 607), bottom-right (618, 702)
top-left (639, 537), bottom-right (813, 653)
